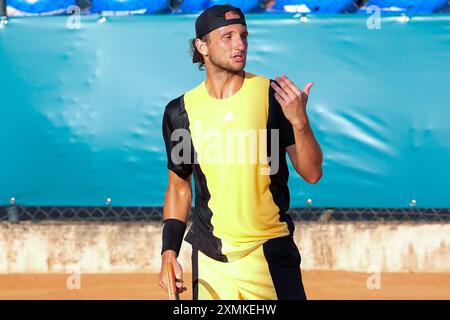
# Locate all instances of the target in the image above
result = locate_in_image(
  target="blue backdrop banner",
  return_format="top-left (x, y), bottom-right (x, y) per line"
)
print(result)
top-left (1, 14), bottom-right (449, 207)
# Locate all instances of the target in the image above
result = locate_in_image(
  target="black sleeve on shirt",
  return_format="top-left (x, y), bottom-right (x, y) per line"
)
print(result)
top-left (269, 79), bottom-right (296, 150)
top-left (162, 95), bottom-right (193, 179)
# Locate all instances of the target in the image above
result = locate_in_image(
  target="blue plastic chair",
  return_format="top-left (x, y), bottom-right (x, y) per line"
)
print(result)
top-left (209, 0), bottom-right (262, 13)
top-left (7, 0), bottom-right (75, 14)
top-left (178, 0), bottom-right (213, 13)
top-left (272, 0), bottom-right (358, 13)
top-left (90, 0), bottom-right (170, 14)
top-left (364, 0), bottom-right (449, 13)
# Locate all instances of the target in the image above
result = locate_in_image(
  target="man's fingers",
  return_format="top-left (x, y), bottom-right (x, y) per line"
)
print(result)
top-left (280, 75), bottom-right (302, 97)
top-left (174, 278), bottom-right (187, 294)
top-left (174, 270), bottom-right (183, 286)
top-left (271, 81), bottom-right (290, 102)
top-left (275, 93), bottom-right (290, 116)
top-left (276, 75), bottom-right (314, 100)
top-left (303, 82), bottom-right (314, 96)
top-left (274, 92), bottom-right (285, 106)
top-left (276, 76), bottom-right (297, 101)
top-left (175, 278), bottom-right (184, 289)
top-left (178, 287), bottom-right (187, 294)
top-left (159, 278), bottom-right (167, 291)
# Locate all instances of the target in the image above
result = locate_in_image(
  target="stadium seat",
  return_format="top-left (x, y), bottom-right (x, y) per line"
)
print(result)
top-left (178, 0), bottom-right (212, 13)
top-left (89, 0), bottom-right (170, 14)
top-left (362, 0), bottom-right (449, 13)
top-left (209, 0), bottom-right (262, 13)
top-left (7, 0), bottom-right (75, 14)
top-left (272, 0), bottom-right (359, 13)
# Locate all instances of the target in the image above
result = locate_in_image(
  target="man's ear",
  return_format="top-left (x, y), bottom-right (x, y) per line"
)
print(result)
top-left (195, 38), bottom-right (209, 57)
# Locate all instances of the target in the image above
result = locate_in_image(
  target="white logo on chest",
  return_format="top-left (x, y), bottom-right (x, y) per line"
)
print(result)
top-left (223, 111), bottom-right (235, 123)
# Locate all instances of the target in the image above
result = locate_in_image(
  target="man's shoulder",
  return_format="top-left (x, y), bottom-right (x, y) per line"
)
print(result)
top-left (164, 81), bottom-right (206, 118)
top-left (164, 94), bottom-right (185, 115)
top-left (184, 81), bottom-right (205, 99)
top-left (246, 71), bottom-right (269, 80)
top-left (245, 71), bottom-right (273, 88)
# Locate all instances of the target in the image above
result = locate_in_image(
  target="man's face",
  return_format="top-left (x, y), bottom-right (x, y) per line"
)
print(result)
top-left (204, 18), bottom-right (248, 73)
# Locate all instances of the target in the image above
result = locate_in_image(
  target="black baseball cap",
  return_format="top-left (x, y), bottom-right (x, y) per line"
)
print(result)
top-left (195, 5), bottom-right (247, 39)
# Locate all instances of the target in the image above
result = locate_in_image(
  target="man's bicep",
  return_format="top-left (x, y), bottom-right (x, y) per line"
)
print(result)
top-left (162, 96), bottom-right (193, 179)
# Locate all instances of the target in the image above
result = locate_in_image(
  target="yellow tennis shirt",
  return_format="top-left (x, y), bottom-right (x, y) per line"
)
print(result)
top-left (162, 71), bottom-right (296, 262)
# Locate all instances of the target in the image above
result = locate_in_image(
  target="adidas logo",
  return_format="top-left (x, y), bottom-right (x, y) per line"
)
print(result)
top-left (223, 112), bottom-right (234, 123)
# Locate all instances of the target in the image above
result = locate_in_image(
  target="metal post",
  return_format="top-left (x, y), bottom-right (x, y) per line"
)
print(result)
top-left (0, 0), bottom-right (7, 17)
top-left (7, 197), bottom-right (18, 222)
top-left (6, 206), bottom-right (19, 222)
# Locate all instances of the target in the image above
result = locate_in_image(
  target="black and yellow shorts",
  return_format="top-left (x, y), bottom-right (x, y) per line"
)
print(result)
top-left (192, 235), bottom-right (306, 300)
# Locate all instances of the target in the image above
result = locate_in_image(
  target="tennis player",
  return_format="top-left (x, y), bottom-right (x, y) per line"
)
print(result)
top-left (159, 4), bottom-right (323, 300)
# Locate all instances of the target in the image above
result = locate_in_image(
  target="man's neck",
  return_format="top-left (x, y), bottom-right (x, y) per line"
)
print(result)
top-left (204, 69), bottom-right (245, 99)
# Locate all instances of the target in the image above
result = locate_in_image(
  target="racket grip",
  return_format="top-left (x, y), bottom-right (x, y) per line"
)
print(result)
top-left (165, 262), bottom-right (179, 300)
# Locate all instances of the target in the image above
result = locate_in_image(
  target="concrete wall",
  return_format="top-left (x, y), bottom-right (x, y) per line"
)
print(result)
top-left (0, 221), bottom-right (448, 273)
top-left (295, 222), bottom-right (449, 272)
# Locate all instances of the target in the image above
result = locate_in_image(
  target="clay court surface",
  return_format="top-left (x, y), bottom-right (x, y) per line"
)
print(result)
top-left (0, 271), bottom-right (448, 300)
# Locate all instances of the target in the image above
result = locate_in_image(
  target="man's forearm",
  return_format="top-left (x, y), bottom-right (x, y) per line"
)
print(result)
top-left (292, 122), bottom-right (323, 183)
top-left (161, 179), bottom-right (192, 258)
top-left (163, 183), bottom-right (192, 223)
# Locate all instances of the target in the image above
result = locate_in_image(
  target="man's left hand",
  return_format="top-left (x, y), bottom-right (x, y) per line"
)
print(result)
top-left (270, 75), bottom-right (314, 131)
